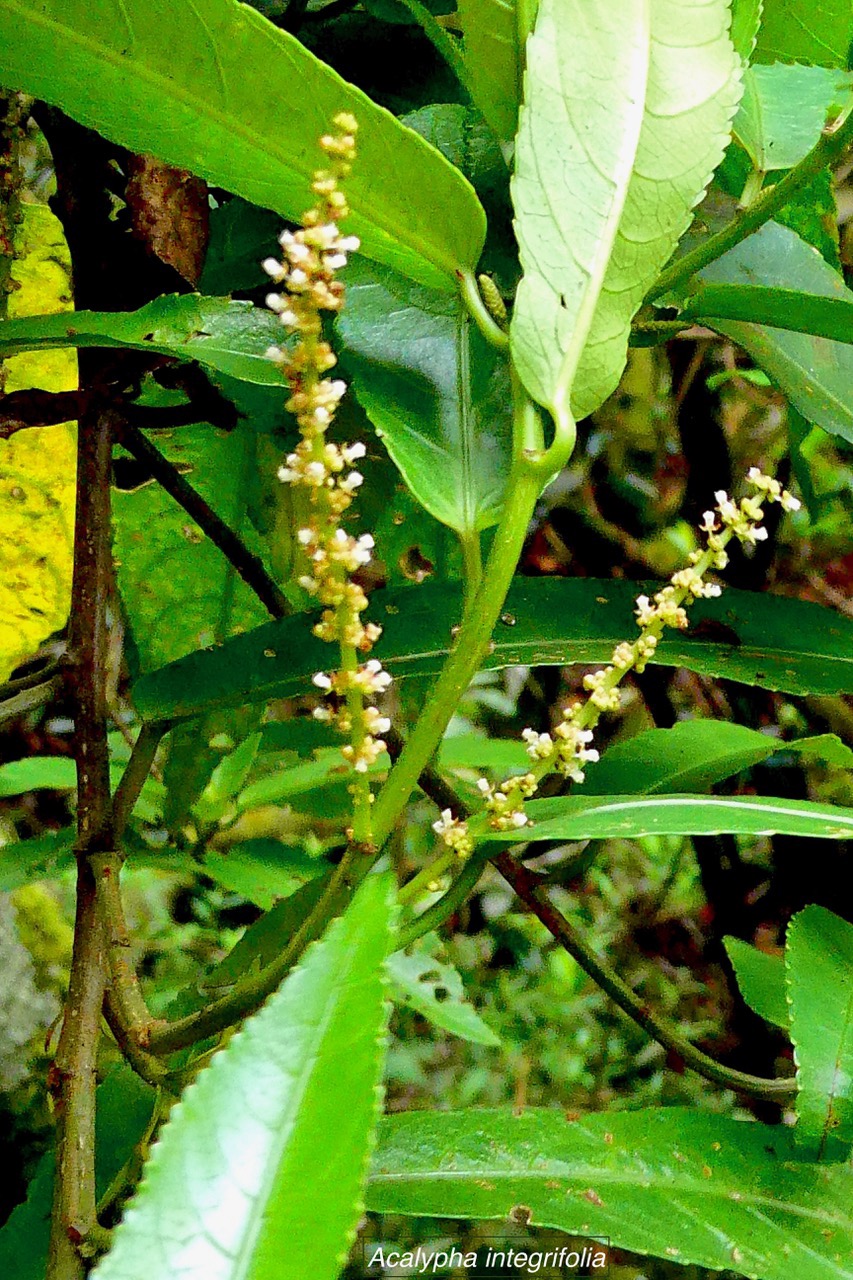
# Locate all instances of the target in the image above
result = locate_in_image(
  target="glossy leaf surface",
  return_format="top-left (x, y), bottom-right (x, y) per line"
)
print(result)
top-left (94, 873), bottom-right (394, 1280)
top-left (683, 284), bottom-right (853, 344)
top-left (368, 1108), bottom-right (853, 1280)
top-left (511, 0), bottom-right (740, 418)
top-left (338, 258), bottom-right (512, 533)
top-left (0, 296), bottom-right (285, 386)
top-left (723, 937), bottom-right (788, 1030)
top-left (754, 0), bottom-right (853, 68)
top-left (699, 222), bottom-right (853, 443)
top-left (0, 0), bottom-right (485, 290)
top-left (133, 577), bottom-right (853, 722)
top-left (734, 64), bottom-right (849, 174)
top-left (787, 906), bottom-right (853, 1160)
top-left (457, 0), bottom-right (533, 147)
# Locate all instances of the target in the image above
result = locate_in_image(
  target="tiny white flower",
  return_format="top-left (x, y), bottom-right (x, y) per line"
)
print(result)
top-left (312, 672), bottom-right (332, 690)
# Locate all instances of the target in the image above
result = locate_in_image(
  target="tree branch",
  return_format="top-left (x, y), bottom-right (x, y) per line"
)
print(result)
top-left (47, 406), bottom-right (116, 1280)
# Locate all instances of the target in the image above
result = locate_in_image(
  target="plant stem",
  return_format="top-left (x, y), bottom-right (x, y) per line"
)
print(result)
top-left (47, 407), bottom-right (115, 1280)
top-left (117, 421), bottom-right (289, 619)
top-left (459, 271), bottom-right (510, 350)
top-left (459, 529), bottom-right (483, 610)
top-left (397, 852), bottom-right (489, 949)
top-left (491, 848), bottom-right (796, 1102)
top-left (112, 721), bottom-right (168, 839)
top-left (648, 98), bottom-right (853, 302)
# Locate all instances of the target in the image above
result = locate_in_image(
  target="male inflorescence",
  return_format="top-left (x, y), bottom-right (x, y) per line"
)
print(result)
top-left (265, 114), bottom-right (391, 780)
top-left (432, 469), bottom-right (801, 858)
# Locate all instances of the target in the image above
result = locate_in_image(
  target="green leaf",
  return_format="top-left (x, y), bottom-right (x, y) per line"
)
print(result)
top-left (0, 296), bottom-right (285, 386)
top-left (204, 871), bottom-right (335, 989)
top-left (730, 0), bottom-right (763, 61)
top-left (236, 749), bottom-right (387, 812)
top-left (698, 222), bottom-right (853, 443)
top-left (581, 721), bottom-right (853, 796)
top-left (754, 0), bottom-right (853, 68)
top-left (486, 792), bottom-right (853, 842)
top-left (338, 257), bottom-right (513, 533)
top-left (0, 0), bottom-right (484, 290)
top-left (200, 199), bottom-right (284, 296)
top-left (683, 284), bottom-right (853, 343)
top-left (114, 424), bottom-right (269, 673)
top-left (132, 577), bottom-right (853, 723)
top-left (0, 829), bottom-right (75, 893)
top-left (0, 1068), bottom-right (155, 1280)
top-left (510, 0), bottom-right (741, 419)
top-left (388, 935), bottom-right (500, 1046)
top-left (368, 1107), bottom-right (853, 1280)
top-left (200, 842), bottom-right (325, 911)
top-left (457, 0), bottom-right (535, 148)
top-left (787, 905), bottom-right (853, 1160)
top-left (723, 937), bottom-right (788, 1029)
top-left (94, 872), bottom-right (394, 1280)
top-left (734, 64), bottom-right (851, 173)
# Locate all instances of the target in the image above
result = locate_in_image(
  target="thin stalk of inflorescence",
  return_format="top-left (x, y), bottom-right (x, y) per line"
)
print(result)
top-left (265, 114), bottom-right (390, 847)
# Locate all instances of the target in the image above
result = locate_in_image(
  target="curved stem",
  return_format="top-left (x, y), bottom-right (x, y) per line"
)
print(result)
top-left (648, 97), bottom-right (853, 303)
top-left (112, 721), bottom-right (168, 840)
top-left (397, 852), bottom-right (489, 949)
top-left (459, 271), bottom-right (510, 351)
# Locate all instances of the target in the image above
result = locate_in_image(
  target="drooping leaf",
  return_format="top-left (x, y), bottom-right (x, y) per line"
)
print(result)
top-left (0, 0), bottom-right (484, 290)
top-left (132, 577), bottom-right (853, 723)
top-left (734, 64), bottom-right (851, 174)
top-left (698, 222), bottom-right (853, 443)
top-left (338, 256), bottom-right (513, 533)
top-left (93, 872), bottom-right (394, 1280)
top-left (388, 935), bottom-right (500, 1046)
top-left (754, 0), bottom-right (853, 68)
top-left (457, 0), bottom-right (535, 148)
top-left (368, 1108), bottom-right (853, 1280)
top-left (0, 295), bottom-right (286, 386)
top-left (723, 937), bottom-right (788, 1029)
top-left (682, 284), bottom-right (853, 343)
top-left (510, 0), bottom-right (741, 420)
top-left (483, 792), bottom-right (853, 843)
top-left (580, 721), bottom-right (853, 796)
top-left (787, 906), bottom-right (853, 1160)
top-left (0, 203), bottom-right (76, 681)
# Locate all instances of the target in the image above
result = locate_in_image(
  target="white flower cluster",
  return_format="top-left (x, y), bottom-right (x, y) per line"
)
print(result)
top-left (441, 468), bottom-right (802, 838)
top-left (431, 809), bottom-right (475, 858)
top-left (267, 114), bottom-right (391, 777)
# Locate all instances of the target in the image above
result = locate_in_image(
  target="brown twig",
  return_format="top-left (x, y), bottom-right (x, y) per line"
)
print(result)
top-left (47, 406), bottom-right (116, 1280)
top-left (116, 421), bottom-right (289, 618)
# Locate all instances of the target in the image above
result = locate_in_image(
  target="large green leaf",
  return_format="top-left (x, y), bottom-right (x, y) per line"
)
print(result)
top-left (723, 937), bottom-right (788, 1029)
top-left (132, 577), bottom-right (853, 722)
top-left (338, 257), bottom-right (513, 533)
top-left (94, 872), bottom-right (394, 1280)
top-left (510, 0), bottom-right (741, 419)
top-left (581, 721), bottom-right (853, 796)
top-left (787, 906), bottom-right (853, 1161)
top-left (457, 0), bottom-right (535, 149)
top-left (734, 64), bottom-right (851, 174)
top-left (0, 0), bottom-right (485, 291)
top-left (754, 0), bottom-right (853, 68)
top-left (484, 792), bottom-right (853, 842)
top-left (698, 222), bottom-right (853, 442)
top-left (0, 296), bottom-right (285, 386)
top-left (368, 1108), bottom-right (853, 1280)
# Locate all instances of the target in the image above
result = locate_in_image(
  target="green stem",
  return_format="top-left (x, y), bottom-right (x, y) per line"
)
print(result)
top-left (460, 271), bottom-right (510, 351)
top-left (371, 378), bottom-right (552, 849)
top-left (459, 529), bottom-right (483, 611)
top-left (649, 97), bottom-right (853, 302)
top-left (397, 852), bottom-right (489, 949)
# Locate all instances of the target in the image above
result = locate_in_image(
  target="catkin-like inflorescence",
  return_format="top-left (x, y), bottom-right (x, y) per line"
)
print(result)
top-left (267, 114), bottom-right (391, 778)
top-left (431, 469), bottom-right (801, 851)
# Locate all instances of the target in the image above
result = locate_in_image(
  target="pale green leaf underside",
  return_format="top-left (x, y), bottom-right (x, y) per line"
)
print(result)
top-left (511, 0), bottom-right (741, 419)
top-left (93, 873), bottom-right (393, 1280)
top-left (787, 906), bottom-right (853, 1161)
top-left (734, 63), bottom-right (851, 174)
top-left (369, 1108), bottom-right (853, 1280)
top-left (0, 0), bottom-right (485, 290)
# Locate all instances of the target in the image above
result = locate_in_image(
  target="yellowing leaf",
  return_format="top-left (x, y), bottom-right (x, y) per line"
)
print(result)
top-left (0, 203), bottom-right (76, 680)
